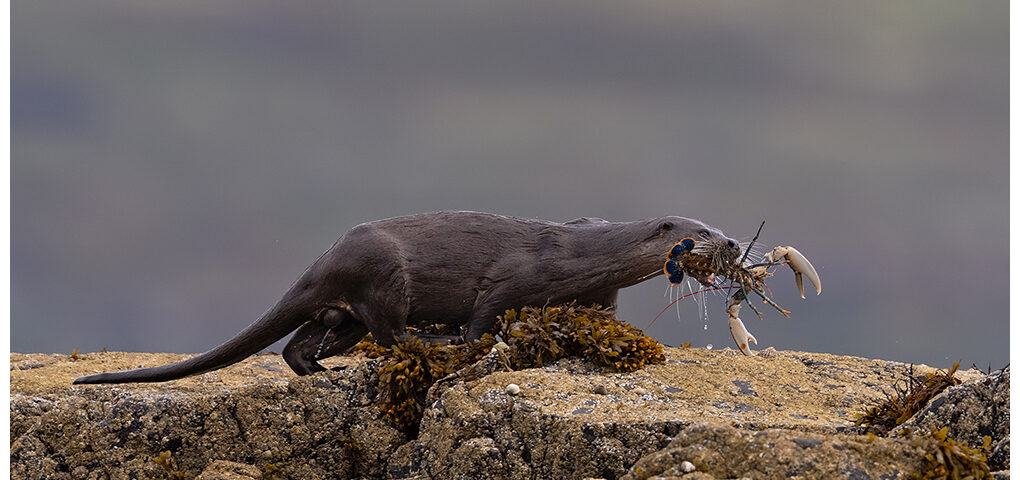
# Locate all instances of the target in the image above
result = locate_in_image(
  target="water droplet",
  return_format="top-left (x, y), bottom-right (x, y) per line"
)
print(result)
top-left (706, 344), bottom-right (713, 350)
top-left (703, 324), bottom-right (708, 330)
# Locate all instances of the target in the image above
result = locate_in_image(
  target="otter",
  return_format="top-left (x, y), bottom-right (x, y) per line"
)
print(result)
top-left (73, 211), bottom-right (739, 384)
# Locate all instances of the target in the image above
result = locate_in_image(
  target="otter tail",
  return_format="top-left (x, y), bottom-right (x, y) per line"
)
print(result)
top-left (72, 280), bottom-right (321, 384)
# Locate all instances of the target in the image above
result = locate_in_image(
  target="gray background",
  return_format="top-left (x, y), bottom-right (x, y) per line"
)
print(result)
top-left (13, 1), bottom-right (1007, 368)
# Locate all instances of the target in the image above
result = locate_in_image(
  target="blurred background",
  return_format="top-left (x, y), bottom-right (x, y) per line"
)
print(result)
top-left (13, 1), bottom-right (1007, 368)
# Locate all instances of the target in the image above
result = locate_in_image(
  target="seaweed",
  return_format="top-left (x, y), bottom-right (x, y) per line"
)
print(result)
top-left (855, 362), bottom-right (961, 436)
top-left (853, 361), bottom-right (997, 477)
top-left (912, 427), bottom-right (992, 479)
top-left (499, 304), bottom-right (666, 372)
top-left (263, 463), bottom-right (283, 479)
top-left (152, 450), bottom-right (191, 479)
top-left (359, 304), bottom-right (666, 432)
top-left (371, 333), bottom-right (496, 432)
top-left (350, 333), bottom-right (387, 358)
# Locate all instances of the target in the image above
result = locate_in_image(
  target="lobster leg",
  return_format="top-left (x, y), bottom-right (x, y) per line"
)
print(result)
top-left (726, 289), bottom-right (758, 356)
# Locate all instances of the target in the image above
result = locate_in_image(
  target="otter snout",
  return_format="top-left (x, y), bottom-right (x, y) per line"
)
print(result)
top-left (725, 238), bottom-right (738, 251)
top-left (706, 234), bottom-right (742, 269)
top-left (711, 235), bottom-right (741, 261)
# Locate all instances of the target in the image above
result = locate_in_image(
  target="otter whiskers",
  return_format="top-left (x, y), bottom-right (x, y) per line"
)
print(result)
top-left (652, 219), bottom-right (821, 355)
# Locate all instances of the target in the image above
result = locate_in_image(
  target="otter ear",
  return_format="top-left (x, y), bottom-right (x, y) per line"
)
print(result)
top-left (658, 221), bottom-right (674, 233)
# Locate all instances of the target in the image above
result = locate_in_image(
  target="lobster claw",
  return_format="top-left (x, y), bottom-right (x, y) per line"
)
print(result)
top-left (728, 316), bottom-right (758, 356)
top-left (726, 301), bottom-right (757, 356)
top-left (765, 246), bottom-right (821, 299)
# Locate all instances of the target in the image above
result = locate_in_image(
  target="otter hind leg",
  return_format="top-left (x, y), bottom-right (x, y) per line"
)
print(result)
top-left (464, 304), bottom-right (505, 342)
top-left (283, 308), bottom-right (369, 375)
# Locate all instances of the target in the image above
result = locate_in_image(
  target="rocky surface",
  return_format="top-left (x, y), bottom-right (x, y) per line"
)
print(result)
top-left (11, 352), bottom-right (406, 480)
top-left (10, 348), bottom-right (1006, 479)
top-left (892, 366), bottom-right (1010, 471)
top-left (621, 423), bottom-right (929, 480)
top-left (193, 460), bottom-right (263, 480)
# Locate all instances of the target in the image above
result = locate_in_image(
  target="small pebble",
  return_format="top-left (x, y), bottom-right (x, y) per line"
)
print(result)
top-left (505, 383), bottom-right (520, 395)
top-left (632, 386), bottom-right (647, 395)
top-left (593, 385), bottom-right (608, 395)
top-left (680, 460), bottom-right (696, 473)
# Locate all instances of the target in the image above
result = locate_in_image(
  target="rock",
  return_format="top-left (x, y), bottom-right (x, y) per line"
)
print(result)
top-left (10, 352), bottom-right (406, 480)
top-left (393, 348), bottom-right (961, 479)
top-left (621, 423), bottom-right (928, 480)
top-left (892, 366), bottom-right (1010, 470)
top-left (10, 348), bottom-right (1007, 480)
top-left (194, 460), bottom-right (262, 480)
top-left (988, 438), bottom-right (1010, 473)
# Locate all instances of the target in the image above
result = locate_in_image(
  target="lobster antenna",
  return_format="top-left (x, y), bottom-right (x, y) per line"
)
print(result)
top-left (739, 219), bottom-right (766, 265)
top-left (649, 286), bottom-right (727, 328)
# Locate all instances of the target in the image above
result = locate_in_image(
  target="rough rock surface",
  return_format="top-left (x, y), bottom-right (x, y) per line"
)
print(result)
top-left (10, 348), bottom-right (1006, 480)
top-left (194, 460), bottom-right (262, 480)
top-left (892, 366), bottom-right (1010, 471)
top-left (11, 352), bottom-right (406, 480)
top-left (621, 422), bottom-right (928, 480)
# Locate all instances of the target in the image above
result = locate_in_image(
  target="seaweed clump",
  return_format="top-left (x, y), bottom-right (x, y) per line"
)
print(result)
top-left (498, 304), bottom-right (665, 372)
top-left (855, 362), bottom-right (962, 436)
top-left (855, 362), bottom-right (996, 477)
top-left (912, 427), bottom-right (993, 479)
top-left (353, 304), bottom-right (665, 432)
top-left (374, 334), bottom-right (494, 431)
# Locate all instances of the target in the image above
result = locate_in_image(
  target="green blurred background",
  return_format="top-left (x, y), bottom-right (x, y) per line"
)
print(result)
top-left (12, 1), bottom-right (1007, 367)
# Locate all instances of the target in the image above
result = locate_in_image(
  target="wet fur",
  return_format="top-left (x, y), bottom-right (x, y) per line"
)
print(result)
top-left (73, 211), bottom-right (738, 384)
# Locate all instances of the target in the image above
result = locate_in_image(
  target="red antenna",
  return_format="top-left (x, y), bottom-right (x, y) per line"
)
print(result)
top-left (648, 286), bottom-right (727, 329)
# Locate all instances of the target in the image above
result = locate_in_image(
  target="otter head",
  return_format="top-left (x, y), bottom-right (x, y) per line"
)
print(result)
top-left (651, 217), bottom-right (740, 287)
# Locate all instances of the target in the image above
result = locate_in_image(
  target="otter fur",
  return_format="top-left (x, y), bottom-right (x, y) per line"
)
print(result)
top-left (73, 211), bottom-right (738, 384)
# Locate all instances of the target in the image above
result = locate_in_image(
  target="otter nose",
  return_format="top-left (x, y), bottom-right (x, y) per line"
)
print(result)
top-left (727, 239), bottom-right (737, 249)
